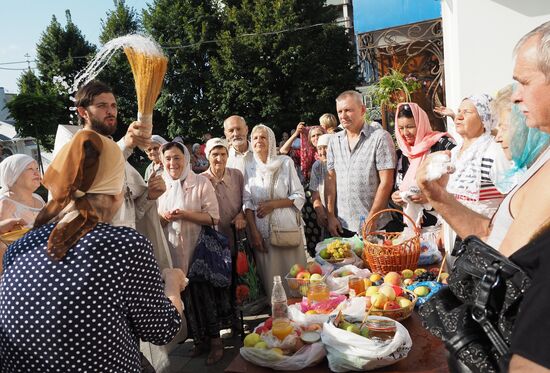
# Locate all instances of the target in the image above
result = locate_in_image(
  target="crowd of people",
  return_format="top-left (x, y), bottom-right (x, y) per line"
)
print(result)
top-left (0, 20), bottom-right (549, 373)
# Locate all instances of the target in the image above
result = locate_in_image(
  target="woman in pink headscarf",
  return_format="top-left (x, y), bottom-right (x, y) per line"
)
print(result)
top-left (391, 103), bottom-right (455, 227)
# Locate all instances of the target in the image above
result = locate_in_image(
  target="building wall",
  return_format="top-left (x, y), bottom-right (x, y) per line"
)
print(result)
top-left (0, 87), bottom-right (14, 123)
top-left (353, 0), bottom-right (440, 33)
top-left (326, 0), bottom-right (354, 31)
top-left (441, 0), bottom-right (550, 137)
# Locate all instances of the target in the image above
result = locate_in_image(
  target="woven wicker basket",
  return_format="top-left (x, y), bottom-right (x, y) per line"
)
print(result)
top-left (362, 209), bottom-right (420, 274)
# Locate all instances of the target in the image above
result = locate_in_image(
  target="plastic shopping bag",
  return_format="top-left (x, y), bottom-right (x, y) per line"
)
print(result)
top-left (288, 296), bottom-right (366, 328)
top-left (321, 315), bottom-right (412, 372)
top-left (326, 265), bottom-right (371, 294)
top-left (240, 342), bottom-right (326, 371)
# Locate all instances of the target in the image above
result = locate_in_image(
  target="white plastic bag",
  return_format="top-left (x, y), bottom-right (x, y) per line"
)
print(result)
top-left (418, 225), bottom-right (443, 266)
top-left (240, 342), bottom-right (326, 370)
top-left (326, 265), bottom-right (371, 294)
top-left (315, 238), bottom-right (364, 269)
top-left (321, 315), bottom-right (412, 372)
top-left (288, 296), bottom-right (367, 327)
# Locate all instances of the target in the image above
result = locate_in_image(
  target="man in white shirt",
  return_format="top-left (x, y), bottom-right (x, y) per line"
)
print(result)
top-left (224, 115), bottom-right (253, 174)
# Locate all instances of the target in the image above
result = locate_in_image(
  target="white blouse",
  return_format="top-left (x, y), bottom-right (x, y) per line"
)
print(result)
top-left (243, 156), bottom-right (305, 239)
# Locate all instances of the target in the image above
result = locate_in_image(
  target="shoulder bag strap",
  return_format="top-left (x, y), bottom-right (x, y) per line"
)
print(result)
top-left (267, 168), bottom-right (281, 229)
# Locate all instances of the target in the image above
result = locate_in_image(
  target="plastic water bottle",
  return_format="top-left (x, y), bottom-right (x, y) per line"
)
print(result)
top-left (271, 275), bottom-right (288, 319)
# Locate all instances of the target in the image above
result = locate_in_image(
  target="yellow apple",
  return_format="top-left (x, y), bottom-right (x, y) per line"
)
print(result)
top-left (371, 293), bottom-right (388, 308)
top-left (365, 286), bottom-right (379, 296)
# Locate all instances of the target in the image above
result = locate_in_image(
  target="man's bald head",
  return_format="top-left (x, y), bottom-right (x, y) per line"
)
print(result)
top-left (223, 115), bottom-right (249, 150)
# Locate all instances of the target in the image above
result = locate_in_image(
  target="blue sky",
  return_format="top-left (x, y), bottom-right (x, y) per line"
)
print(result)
top-left (0, 0), bottom-right (150, 93)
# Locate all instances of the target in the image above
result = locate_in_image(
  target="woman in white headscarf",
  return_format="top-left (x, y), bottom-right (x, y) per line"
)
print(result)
top-left (143, 135), bottom-right (168, 181)
top-left (443, 94), bottom-right (512, 258)
top-left (0, 154), bottom-right (45, 227)
top-left (244, 124), bottom-right (306, 296)
top-left (157, 140), bottom-right (231, 366)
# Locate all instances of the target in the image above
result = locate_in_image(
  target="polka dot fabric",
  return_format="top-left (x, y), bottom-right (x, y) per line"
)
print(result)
top-left (0, 223), bottom-right (181, 372)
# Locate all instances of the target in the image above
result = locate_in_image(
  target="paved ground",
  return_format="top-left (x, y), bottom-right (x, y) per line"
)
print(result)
top-left (161, 312), bottom-right (269, 373)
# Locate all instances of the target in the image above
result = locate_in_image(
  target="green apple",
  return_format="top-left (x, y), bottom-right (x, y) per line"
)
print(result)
top-left (254, 341), bottom-right (268, 349)
top-left (346, 324), bottom-right (360, 334)
top-left (401, 269), bottom-right (414, 279)
top-left (413, 286), bottom-right (430, 297)
top-left (244, 333), bottom-right (261, 347)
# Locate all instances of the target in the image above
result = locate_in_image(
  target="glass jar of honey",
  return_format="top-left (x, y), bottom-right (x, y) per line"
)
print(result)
top-left (307, 282), bottom-right (330, 304)
top-left (365, 318), bottom-right (396, 341)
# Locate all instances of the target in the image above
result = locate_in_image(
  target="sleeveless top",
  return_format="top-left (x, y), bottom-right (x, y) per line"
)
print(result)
top-left (487, 147), bottom-right (550, 250)
top-left (0, 194), bottom-right (45, 228)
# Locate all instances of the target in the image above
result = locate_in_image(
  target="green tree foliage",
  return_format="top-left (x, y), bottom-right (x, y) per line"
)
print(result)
top-left (8, 10), bottom-right (97, 153)
top-left (36, 10), bottom-right (97, 88)
top-left (98, 0), bottom-right (141, 141)
top-left (6, 93), bottom-right (64, 150)
top-left (17, 70), bottom-right (45, 95)
top-left (143, 0), bottom-right (222, 139)
top-left (211, 0), bottom-right (358, 133)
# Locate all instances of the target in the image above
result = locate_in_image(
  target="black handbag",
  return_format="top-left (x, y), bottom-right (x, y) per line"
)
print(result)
top-left (187, 222), bottom-right (232, 288)
top-left (418, 236), bottom-right (531, 372)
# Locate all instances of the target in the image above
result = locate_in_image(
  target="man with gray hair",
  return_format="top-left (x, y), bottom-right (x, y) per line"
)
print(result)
top-left (224, 115), bottom-right (253, 174)
top-left (418, 21), bottom-right (550, 371)
top-left (326, 90), bottom-right (396, 237)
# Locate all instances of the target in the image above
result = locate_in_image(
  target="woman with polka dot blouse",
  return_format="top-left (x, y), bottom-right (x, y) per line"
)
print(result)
top-left (0, 130), bottom-right (186, 372)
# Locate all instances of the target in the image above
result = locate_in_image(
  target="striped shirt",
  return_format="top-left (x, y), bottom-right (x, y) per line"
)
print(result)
top-left (449, 140), bottom-right (511, 217)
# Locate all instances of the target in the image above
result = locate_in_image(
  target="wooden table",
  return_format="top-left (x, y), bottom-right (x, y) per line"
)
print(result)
top-left (225, 312), bottom-right (449, 373)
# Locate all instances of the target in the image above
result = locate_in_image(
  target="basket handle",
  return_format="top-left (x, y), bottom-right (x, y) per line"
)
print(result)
top-left (362, 208), bottom-right (420, 235)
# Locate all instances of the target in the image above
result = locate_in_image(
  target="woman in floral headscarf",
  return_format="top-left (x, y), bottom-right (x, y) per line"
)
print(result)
top-left (243, 124), bottom-right (306, 296)
top-left (443, 94), bottom-right (512, 257)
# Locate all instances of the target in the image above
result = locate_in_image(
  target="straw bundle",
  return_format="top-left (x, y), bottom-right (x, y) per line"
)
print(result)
top-left (123, 44), bottom-right (168, 132)
top-left (71, 34), bottom-right (168, 134)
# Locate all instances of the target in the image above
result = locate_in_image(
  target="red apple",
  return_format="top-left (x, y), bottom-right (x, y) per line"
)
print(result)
top-left (383, 300), bottom-right (401, 311)
top-left (264, 317), bottom-right (273, 330)
top-left (306, 262), bottom-right (323, 275)
top-left (390, 285), bottom-right (403, 297)
top-left (383, 239), bottom-right (393, 246)
top-left (296, 271), bottom-right (311, 285)
top-left (289, 263), bottom-right (304, 277)
top-left (383, 272), bottom-right (401, 286)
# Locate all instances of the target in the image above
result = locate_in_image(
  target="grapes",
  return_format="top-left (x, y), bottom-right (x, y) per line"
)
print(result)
top-left (415, 271), bottom-right (436, 282)
top-left (326, 240), bottom-right (351, 260)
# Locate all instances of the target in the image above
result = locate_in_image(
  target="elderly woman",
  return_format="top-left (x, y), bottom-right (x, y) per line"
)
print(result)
top-left (191, 143), bottom-right (209, 173)
top-left (0, 154), bottom-right (45, 226)
top-left (0, 130), bottom-right (185, 372)
top-left (391, 103), bottom-right (455, 227)
top-left (442, 94), bottom-right (511, 255)
top-left (158, 140), bottom-right (229, 365)
top-left (244, 124), bottom-right (306, 295)
top-left (144, 135), bottom-right (168, 181)
top-left (201, 138), bottom-right (246, 252)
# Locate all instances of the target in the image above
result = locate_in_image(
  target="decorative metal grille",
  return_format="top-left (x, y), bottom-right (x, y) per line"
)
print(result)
top-left (357, 18), bottom-right (444, 111)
